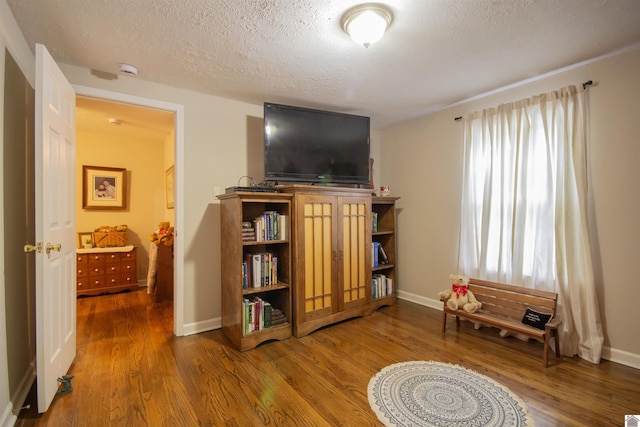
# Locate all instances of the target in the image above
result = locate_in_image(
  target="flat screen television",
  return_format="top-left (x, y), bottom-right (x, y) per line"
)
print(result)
top-left (263, 102), bottom-right (370, 185)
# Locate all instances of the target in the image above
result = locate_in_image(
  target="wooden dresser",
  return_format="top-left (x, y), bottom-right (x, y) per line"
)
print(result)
top-left (76, 246), bottom-right (138, 296)
top-left (155, 243), bottom-right (174, 302)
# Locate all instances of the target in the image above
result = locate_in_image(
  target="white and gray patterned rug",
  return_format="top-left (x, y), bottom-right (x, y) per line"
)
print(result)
top-left (368, 361), bottom-right (533, 427)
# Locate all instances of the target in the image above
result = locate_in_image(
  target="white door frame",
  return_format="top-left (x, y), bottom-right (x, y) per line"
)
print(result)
top-left (73, 85), bottom-right (185, 335)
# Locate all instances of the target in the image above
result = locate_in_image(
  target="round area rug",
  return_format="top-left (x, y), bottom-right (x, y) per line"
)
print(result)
top-left (368, 361), bottom-right (533, 427)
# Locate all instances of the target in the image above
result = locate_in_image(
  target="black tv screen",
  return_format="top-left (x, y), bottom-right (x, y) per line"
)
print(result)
top-left (264, 103), bottom-right (370, 185)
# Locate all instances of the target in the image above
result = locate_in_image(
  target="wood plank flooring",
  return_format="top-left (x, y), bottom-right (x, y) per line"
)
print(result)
top-left (17, 289), bottom-right (640, 426)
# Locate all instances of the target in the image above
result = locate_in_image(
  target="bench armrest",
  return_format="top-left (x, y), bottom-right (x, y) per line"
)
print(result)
top-left (546, 314), bottom-right (562, 330)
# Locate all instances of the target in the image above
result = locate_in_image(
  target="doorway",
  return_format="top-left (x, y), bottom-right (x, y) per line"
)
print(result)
top-left (74, 86), bottom-right (185, 335)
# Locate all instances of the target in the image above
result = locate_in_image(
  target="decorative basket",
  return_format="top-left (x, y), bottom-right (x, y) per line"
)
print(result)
top-left (93, 225), bottom-right (128, 247)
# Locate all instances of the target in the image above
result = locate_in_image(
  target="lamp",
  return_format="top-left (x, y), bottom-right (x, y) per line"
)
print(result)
top-left (341, 3), bottom-right (393, 48)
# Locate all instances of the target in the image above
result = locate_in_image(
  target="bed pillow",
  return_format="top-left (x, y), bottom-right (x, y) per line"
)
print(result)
top-left (521, 308), bottom-right (552, 330)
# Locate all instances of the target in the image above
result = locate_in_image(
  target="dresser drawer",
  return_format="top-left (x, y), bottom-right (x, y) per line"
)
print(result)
top-left (88, 265), bottom-right (105, 277)
top-left (76, 266), bottom-right (89, 278)
top-left (105, 252), bottom-right (121, 263)
top-left (88, 253), bottom-right (107, 264)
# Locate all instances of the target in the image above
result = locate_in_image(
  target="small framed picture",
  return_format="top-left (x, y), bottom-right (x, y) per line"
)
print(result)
top-left (165, 165), bottom-right (175, 209)
top-left (82, 165), bottom-right (127, 210)
top-left (77, 232), bottom-right (94, 249)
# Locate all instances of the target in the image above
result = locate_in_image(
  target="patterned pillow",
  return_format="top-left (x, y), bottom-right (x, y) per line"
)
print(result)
top-left (521, 308), bottom-right (552, 330)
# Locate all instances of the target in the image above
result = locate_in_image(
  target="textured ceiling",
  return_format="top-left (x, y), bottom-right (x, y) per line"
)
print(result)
top-left (7, 0), bottom-right (640, 129)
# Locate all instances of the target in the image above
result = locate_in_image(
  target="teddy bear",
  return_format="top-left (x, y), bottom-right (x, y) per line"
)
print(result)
top-left (149, 221), bottom-right (174, 246)
top-left (438, 274), bottom-right (482, 313)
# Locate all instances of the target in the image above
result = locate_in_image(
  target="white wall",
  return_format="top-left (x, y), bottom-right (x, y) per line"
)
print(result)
top-left (379, 46), bottom-right (640, 368)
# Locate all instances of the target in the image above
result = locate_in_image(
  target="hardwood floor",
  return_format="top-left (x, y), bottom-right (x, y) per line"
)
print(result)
top-left (17, 289), bottom-right (640, 426)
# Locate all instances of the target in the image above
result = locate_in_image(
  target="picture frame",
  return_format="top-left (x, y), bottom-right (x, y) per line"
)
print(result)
top-left (77, 232), bottom-right (94, 249)
top-left (82, 165), bottom-right (127, 210)
top-left (165, 165), bottom-right (175, 209)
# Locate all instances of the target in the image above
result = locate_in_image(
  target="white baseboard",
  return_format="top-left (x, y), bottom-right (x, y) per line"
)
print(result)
top-left (182, 316), bottom-right (221, 336)
top-left (10, 367), bottom-right (34, 418)
top-left (602, 346), bottom-right (640, 370)
top-left (396, 290), bottom-right (640, 370)
top-left (0, 402), bottom-right (17, 427)
top-left (397, 289), bottom-right (441, 310)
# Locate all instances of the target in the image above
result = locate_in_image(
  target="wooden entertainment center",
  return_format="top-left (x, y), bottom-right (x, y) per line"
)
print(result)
top-left (218, 185), bottom-right (398, 351)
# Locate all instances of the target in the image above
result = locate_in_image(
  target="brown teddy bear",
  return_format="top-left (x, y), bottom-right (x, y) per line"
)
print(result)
top-left (150, 222), bottom-right (174, 246)
top-left (438, 274), bottom-right (482, 313)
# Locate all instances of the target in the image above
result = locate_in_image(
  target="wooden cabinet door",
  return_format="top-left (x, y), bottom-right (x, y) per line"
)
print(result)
top-left (296, 194), bottom-right (339, 322)
top-left (337, 196), bottom-right (371, 311)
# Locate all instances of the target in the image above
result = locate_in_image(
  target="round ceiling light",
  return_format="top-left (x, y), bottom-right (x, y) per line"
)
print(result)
top-left (341, 3), bottom-right (393, 48)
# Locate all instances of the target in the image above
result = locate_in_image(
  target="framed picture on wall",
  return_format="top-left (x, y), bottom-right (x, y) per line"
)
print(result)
top-left (165, 165), bottom-right (175, 209)
top-left (82, 165), bottom-right (127, 210)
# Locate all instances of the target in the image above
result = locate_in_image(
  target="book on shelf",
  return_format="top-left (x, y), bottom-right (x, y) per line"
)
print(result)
top-left (372, 212), bottom-right (378, 232)
top-left (372, 242), bottom-right (380, 267)
top-left (378, 242), bottom-right (390, 264)
top-left (263, 302), bottom-right (272, 328)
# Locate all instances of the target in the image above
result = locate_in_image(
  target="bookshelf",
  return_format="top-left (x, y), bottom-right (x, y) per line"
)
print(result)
top-left (371, 196), bottom-right (399, 309)
top-left (218, 192), bottom-right (292, 351)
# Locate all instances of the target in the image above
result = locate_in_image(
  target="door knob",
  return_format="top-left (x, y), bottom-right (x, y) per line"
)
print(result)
top-left (24, 242), bottom-right (43, 253)
top-left (45, 242), bottom-right (62, 254)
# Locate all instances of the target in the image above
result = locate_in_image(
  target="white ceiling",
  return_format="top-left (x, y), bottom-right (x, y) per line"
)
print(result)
top-left (7, 0), bottom-right (640, 130)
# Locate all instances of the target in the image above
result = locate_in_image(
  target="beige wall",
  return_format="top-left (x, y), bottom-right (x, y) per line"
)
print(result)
top-left (379, 46), bottom-right (640, 368)
top-left (76, 124), bottom-right (172, 280)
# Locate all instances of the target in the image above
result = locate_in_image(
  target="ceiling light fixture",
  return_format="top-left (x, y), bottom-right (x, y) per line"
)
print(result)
top-left (341, 3), bottom-right (393, 48)
top-left (108, 118), bottom-right (121, 126)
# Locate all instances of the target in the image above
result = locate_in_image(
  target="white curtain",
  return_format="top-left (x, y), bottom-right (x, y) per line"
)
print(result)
top-left (457, 85), bottom-right (604, 364)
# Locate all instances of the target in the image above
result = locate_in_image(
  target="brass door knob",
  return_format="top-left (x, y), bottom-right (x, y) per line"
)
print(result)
top-left (45, 242), bottom-right (62, 254)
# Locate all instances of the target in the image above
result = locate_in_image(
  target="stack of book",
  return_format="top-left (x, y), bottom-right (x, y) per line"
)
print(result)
top-left (270, 308), bottom-right (287, 326)
top-left (242, 221), bottom-right (256, 242)
top-left (242, 297), bottom-right (286, 335)
top-left (372, 274), bottom-right (393, 299)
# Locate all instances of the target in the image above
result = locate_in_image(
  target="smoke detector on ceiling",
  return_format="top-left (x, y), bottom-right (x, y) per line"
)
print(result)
top-left (118, 63), bottom-right (138, 76)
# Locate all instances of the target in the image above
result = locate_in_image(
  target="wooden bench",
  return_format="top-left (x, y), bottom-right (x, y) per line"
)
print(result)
top-left (441, 278), bottom-right (562, 367)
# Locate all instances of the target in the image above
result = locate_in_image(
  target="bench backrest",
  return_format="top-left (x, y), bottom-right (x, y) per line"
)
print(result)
top-left (468, 278), bottom-right (558, 322)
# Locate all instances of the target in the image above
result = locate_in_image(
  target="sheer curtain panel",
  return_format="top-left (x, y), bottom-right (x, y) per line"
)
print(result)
top-left (457, 85), bottom-right (604, 364)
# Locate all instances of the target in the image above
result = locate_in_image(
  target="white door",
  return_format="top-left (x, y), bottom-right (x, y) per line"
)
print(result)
top-left (34, 43), bottom-right (76, 413)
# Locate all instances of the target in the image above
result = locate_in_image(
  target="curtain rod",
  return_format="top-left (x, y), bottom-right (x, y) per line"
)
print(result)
top-left (454, 80), bottom-right (593, 122)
